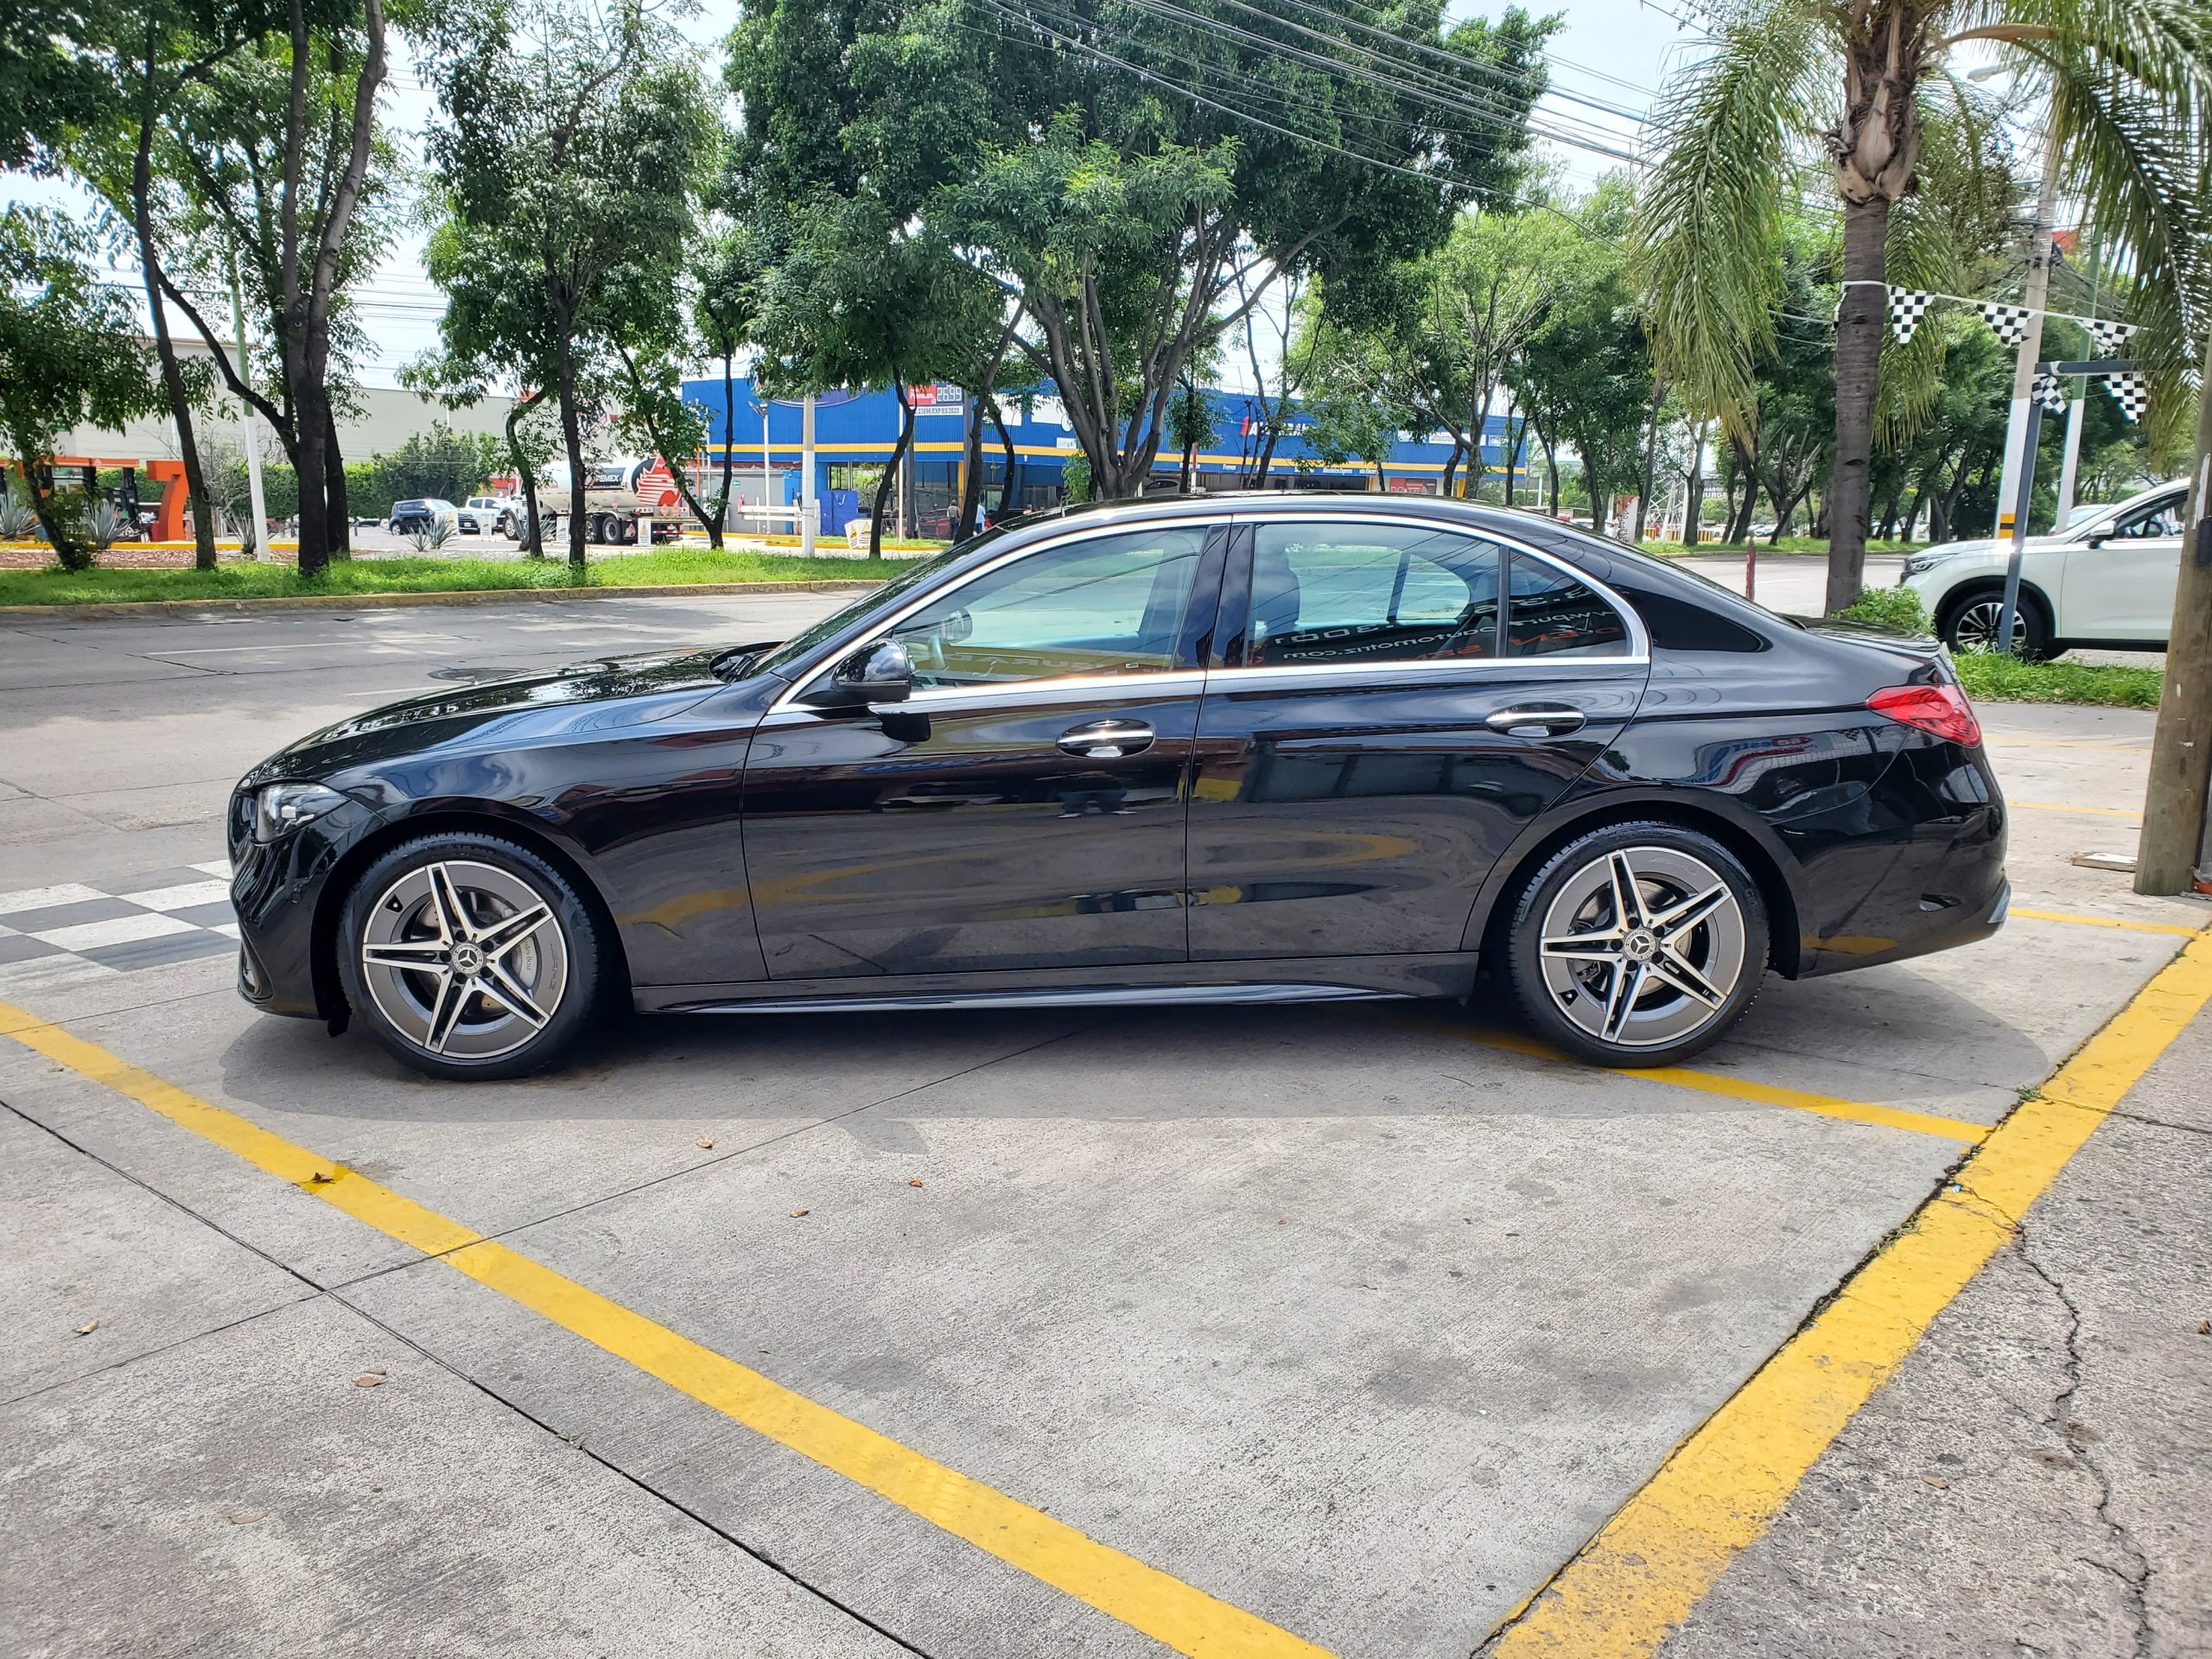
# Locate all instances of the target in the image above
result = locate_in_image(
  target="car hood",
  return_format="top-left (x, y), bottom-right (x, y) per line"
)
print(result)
top-left (240, 645), bottom-right (771, 788)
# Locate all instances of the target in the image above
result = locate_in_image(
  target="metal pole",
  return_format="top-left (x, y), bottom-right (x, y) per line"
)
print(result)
top-left (801, 391), bottom-right (817, 557)
top-left (227, 253), bottom-right (270, 562)
top-left (1995, 393), bottom-right (2045, 653)
top-left (759, 399), bottom-right (771, 542)
top-left (1993, 133), bottom-right (2063, 548)
top-left (2055, 220), bottom-right (2098, 528)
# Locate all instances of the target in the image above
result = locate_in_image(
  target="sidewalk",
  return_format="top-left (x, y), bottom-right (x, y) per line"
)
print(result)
top-left (1664, 996), bottom-right (2212, 1657)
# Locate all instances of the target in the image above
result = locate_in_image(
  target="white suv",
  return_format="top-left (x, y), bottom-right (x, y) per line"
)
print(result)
top-left (1899, 479), bottom-right (2190, 658)
top-left (465, 495), bottom-right (524, 538)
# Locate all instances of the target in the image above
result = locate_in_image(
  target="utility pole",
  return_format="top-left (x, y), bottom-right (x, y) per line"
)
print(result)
top-left (2135, 322), bottom-right (2212, 894)
top-left (227, 253), bottom-right (270, 562)
top-left (2053, 221), bottom-right (2098, 527)
top-left (1992, 133), bottom-right (2065, 564)
top-left (801, 391), bottom-right (817, 557)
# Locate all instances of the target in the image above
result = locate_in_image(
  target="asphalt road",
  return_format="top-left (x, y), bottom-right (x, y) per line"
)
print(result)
top-left (1, 588), bottom-right (2205, 1657)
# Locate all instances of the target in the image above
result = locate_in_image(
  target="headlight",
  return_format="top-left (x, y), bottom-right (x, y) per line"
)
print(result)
top-left (251, 781), bottom-right (347, 842)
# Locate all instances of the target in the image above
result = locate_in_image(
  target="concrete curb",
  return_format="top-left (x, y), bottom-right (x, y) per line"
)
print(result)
top-left (0, 578), bottom-right (881, 624)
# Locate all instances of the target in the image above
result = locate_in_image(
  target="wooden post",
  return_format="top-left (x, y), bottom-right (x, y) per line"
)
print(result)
top-left (2136, 328), bottom-right (2212, 893)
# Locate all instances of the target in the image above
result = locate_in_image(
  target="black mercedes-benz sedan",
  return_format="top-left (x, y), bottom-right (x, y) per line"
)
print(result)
top-left (228, 495), bottom-right (2006, 1079)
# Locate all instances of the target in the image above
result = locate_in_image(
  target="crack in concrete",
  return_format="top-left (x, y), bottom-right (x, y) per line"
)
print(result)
top-left (2012, 1229), bottom-right (2155, 1659)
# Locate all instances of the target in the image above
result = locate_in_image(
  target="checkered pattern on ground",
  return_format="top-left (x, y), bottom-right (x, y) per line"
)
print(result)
top-left (0, 861), bottom-right (237, 994)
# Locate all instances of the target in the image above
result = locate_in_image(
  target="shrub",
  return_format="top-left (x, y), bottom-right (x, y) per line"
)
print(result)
top-left (1832, 586), bottom-right (1929, 634)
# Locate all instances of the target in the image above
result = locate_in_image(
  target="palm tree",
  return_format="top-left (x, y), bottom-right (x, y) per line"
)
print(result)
top-left (1632, 0), bottom-right (2210, 613)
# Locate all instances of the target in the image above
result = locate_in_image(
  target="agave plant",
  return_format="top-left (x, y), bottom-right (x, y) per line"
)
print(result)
top-left (1633, 0), bottom-right (2212, 611)
top-left (407, 518), bottom-right (457, 554)
top-left (0, 493), bottom-right (37, 541)
top-left (223, 508), bottom-right (258, 560)
top-left (86, 499), bottom-right (130, 552)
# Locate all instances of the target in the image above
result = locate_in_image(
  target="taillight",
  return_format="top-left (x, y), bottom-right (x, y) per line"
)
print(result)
top-left (1868, 683), bottom-right (1981, 747)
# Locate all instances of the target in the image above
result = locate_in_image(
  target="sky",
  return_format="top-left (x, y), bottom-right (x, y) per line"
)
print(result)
top-left (7, 0), bottom-right (1710, 391)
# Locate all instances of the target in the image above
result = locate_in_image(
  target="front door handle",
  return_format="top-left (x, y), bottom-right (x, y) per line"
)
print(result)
top-left (1484, 704), bottom-right (1586, 738)
top-left (1058, 719), bottom-right (1155, 759)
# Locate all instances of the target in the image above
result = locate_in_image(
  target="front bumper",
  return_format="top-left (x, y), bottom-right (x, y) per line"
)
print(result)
top-left (229, 792), bottom-right (374, 1020)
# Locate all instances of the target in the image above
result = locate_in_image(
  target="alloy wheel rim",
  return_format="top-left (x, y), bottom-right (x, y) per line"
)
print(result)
top-left (1953, 599), bottom-right (2027, 652)
top-left (1537, 845), bottom-right (1746, 1049)
top-left (359, 860), bottom-right (568, 1060)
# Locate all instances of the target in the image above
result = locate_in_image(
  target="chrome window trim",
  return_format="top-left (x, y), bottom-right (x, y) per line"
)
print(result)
top-left (766, 517), bottom-right (1233, 716)
top-left (1205, 656), bottom-right (1646, 695)
top-left (1227, 510), bottom-right (1652, 664)
top-left (760, 668), bottom-right (1209, 727)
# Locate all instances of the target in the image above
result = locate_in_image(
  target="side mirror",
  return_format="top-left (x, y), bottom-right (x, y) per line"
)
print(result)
top-left (2085, 534), bottom-right (2107, 549)
top-left (802, 637), bottom-right (913, 708)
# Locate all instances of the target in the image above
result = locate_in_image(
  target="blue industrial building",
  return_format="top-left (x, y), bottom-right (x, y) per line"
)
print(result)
top-left (677, 376), bottom-right (1535, 537)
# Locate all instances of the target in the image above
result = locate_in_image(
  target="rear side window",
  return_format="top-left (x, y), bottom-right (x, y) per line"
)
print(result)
top-left (1506, 558), bottom-right (1631, 658)
top-left (1241, 523), bottom-right (1503, 667)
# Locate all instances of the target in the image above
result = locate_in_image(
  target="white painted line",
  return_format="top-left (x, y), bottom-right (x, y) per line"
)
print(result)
top-left (124, 880), bottom-right (235, 912)
top-left (29, 912), bottom-right (195, 951)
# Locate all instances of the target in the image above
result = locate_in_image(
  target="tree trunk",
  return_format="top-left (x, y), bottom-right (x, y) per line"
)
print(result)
top-left (871, 389), bottom-right (913, 559)
top-left (1440, 441), bottom-right (1463, 498)
top-left (957, 393), bottom-right (988, 538)
top-left (2134, 317), bottom-right (2212, 891)
top-left (1632, 375), bottom-right (1664, 542)
top-left (556, 329), bottom-right (588, 572)
top-left (506, 391), bottom-right (545, 556)
top-left (323, 404), bottom-right (349, 559)
top-left (130, 45), bottom-right (217, 573)
top-left (987, 397), bottom-right (1019, 514)
top-left (713, 350), bottom-right (734, 550)
top-left (292, 378), bottom-right (330, 576)
top-left (1682, 417), bottom-right (1709, 547)
top-left (1824, 194), bottom-right (1890, 612)
top-left (13, 450), bottom-right (92, 569)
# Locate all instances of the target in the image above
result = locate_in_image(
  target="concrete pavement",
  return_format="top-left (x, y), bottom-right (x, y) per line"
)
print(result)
top-left (2, 588), bottom-right (2206, 1657)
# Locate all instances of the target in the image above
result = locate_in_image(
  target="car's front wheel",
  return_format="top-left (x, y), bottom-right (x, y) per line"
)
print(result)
top-left (1503, 822), bottom-right (1768, 1067)
top-left (1939, 585), bottom-right (2054, 660)
top-left (336, 833), bottom-right (612, 1079)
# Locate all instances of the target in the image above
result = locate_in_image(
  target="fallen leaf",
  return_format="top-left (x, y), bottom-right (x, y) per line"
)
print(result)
top-left (73, 1319), bottom-right (99, 1336)
top-left (788, 1209), bottom-right (810, 1217)
top-left (2198, 1320), bottom-right (2210, 1336)
top-left (908, 1179), bottom-right (925, 1188)
top-left (308, 1171), bottom-right (334, 1185)
top-left (353, 1374), bottom-right (385, 1389)
top-left (1921, 1475), bottom-right (1950, 1491)
top-left (227, 1511), bottom-right (264, 1525)
top-left (696, 1136), bottom-right (715, 1149)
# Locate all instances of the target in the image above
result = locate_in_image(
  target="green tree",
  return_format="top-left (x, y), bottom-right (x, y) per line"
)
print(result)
top-left (737, 0), bottom-right (1557, 500)
top-left (690, 223), bottom-right (764, 547)
top-left (423, 0), bottom-right (715, 570)
top-left (0, 209), bottom-right (159, 569)
top-left (1633, 0), bottom-right (2210, 610)
top-left (2, 0), bottom-right (111, 170)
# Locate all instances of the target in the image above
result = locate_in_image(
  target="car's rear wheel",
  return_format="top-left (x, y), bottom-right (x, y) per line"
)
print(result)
top-left (1939, 585), bottom-right (2054, 660)
top-left (337, 833), bottom-right (611, 1080)
top-left (1503, 822), bottom-right (1768, 1067)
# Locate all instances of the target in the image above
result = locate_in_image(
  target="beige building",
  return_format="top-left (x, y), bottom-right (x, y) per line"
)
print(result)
top-left (60, 332), bottom-right (515, 468)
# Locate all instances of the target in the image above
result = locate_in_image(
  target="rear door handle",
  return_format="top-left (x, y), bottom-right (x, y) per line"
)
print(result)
top-left (1484, 705), bottom-right (1586, 738)
top-left (1058, 719), bottom-right (1155, 758)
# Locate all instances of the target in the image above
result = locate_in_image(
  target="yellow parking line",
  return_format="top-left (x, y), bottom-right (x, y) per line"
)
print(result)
top-left (0, 999), bottom-right (1331, 1659)
top-left (1450, 1027), bottom-right (1987, 1143)
top-left (1484, 922), bottom-right (2212, 1657)
top-left (2013, 800), bottom-right (2141, 820)
top-left (2011, 906), bottom-right (2200, 938)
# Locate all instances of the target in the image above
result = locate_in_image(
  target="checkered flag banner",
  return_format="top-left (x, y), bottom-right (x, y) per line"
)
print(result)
top-left (1888, 289), bottom-right (1934, 345)
top-left (2032, 373), bottom-right (2068, 415)
top-left (2103, 371), bottom-right (2151, 423)
top-left (2086, 318), bottom-right (2139, 355)
top-left (1977, 302), bottom-right (2035, 348)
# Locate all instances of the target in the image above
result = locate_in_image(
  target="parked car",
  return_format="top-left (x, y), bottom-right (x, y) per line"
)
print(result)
top-left (388, 499), bottom-right (462, 537)
top-left (1900, 477), bottom-right (2190, 657)
top-left (465, 494), bottom-right (523, 537)
top-left (229, 493), bottom-right (2006, 1080)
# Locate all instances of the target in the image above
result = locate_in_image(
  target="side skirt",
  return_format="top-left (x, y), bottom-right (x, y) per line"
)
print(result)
top-left (633, 952), bottom-right (1483, 1015)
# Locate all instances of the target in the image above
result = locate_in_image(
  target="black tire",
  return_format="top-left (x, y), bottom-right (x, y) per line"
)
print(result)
top-left (336, 832), bottom-right (613, 1081)
top-left (1938, 584), bottom-right (2054, 661)
top-left (1502, 820), bottom-right (1768, 1068)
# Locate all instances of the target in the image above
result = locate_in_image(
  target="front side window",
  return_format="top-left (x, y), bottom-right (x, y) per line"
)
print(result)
top-left (2111, 493), bottom-right (2186, 539)
top-left (1242, 523), bottom-right (1503, 667)
top-left (887, 526), bottom-right (1208, 690)
top-left (1506, 558), bottom-right (1631, 658)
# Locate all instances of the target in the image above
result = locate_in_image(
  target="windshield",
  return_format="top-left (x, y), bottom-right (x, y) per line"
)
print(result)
top-left (746, 524), bottom-right (1027, 680)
